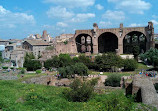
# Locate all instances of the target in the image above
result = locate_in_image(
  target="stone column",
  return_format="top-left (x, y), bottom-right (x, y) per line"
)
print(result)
top-left (93, 37), bottom-right (98, 54)
top-left (118, 38), bottom-right (123, 55)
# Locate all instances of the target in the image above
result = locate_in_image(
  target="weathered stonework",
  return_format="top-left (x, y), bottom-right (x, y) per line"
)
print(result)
top-left (125, 75), bottom-right (158, 109)
top-left (57, 22), bottom-right (155, 55)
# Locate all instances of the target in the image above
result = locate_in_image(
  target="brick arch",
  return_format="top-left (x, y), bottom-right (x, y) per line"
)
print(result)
top-left (123, 31), bottom-right (147, 40)
top-left (123, 31), bottom-right (147, 54)
top-left (98, 32), bottom-right (118, 53)
top-left (122, 28), bottom-right (147, 40)
top-left (75, 33), bottom-right (93, 53)
top-left (75, 30), bottom-right (93, 38)
top-left (97, 29), bottom-right (120, 39)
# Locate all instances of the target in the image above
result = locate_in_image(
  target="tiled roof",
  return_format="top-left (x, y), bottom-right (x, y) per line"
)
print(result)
top-left (25, 40), bottom-right (50, 46)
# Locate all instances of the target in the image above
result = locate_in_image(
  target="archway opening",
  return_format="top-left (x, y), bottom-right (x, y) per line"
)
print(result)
top-left (75, 34), bottom-right (93, 53)
top-left (123, 31), bottom-right (147, 54)
top-left (98, 32), bottom-right (118, 53)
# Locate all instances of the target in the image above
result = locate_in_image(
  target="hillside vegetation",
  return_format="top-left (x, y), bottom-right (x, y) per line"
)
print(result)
top-left (0, 80), bottom-right (157, 111)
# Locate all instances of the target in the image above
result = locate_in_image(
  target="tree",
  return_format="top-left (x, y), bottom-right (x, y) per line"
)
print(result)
top-left (95, 53), bottom-right (124, 71)
top-left (74, 63), bottom-right (89, 76)
top-left (58, 65), bottom-right (75, 78)
top-left (59, 54), bottom-right (72, 67)
top-left (123, 59), bottom-right (138, 71)
top-left (24, 53), bottom-right (42, 71)
top-left (78, 55), bottom-right (94, 69)
top-left (44, 56), bottom-right (60, 69)
top-left (58, 63), bottom-right (88, 78)
top-left (72, 57), bottom-right (80, 63)
top-left (0, 51), bottom-right (3, 63)
top-left (139, 48), bottom-right (158, 68)
top-left (132, 45), bottom-right (140, 60)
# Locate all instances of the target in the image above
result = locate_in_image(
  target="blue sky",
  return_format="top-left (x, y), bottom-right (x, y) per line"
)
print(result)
top-left (0, 0), bottom-right (158, 39)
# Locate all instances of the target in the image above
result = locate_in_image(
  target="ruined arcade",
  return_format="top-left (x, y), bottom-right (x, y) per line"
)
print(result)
top-left (73, 22), bottom-right (155, 55)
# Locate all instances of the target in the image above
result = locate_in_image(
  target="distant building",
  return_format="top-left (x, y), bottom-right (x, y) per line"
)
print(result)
top-left (23, 40), bottom-right (50, 58)
top-left (10, 48), bottom-right (26, 68)
top-left (3, 43), bottom-right (17, 59)
top-left (55, 34), bottom-right (74, 43)
top-left (35, 34), bottom-right (42, 39)
top-left (0, 39), bottom-right (9, 46)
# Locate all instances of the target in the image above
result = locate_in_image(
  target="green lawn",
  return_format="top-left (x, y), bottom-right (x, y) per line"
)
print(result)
top-left (137, 63), bottom-right (150, 70)
top-left (89, 63), bottom-right (151, 77)
top-left (0, 80), bottom-right (157, 111)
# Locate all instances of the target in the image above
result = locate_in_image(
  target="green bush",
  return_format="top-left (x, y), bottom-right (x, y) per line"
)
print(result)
top-left (95, 53), bottom-right (124, 71)
top-left (104, 73), bottom-right (121, 87)
top-left (10, 67), bottom-right (14, 70)
top-left (139, 48), bottom-right (158, 68)
top-left (44, 56), bottom-right (60, 69)
top-left (58, 63), bottom-right (89, 78)
top-left (2, 67), bottom-right (8, 69)
top-left (21, 68), bottom-right (26, 74)
top-left (124, 59), bottom-right (138, 71)
top-left (36, 70), bottom-right (42, 74)
top-left (74, 63), bottom-right (89, 76)
top-left (63, 78), bottom-right (98, 102)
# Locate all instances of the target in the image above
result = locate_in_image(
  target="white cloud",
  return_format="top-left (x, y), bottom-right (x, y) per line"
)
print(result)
top-left (151, 20), bottom-right (158, 25)
top-left (99, 21), bottom-right (112, 28)
top-left (102, 10), bottom-right (125, 21)
top-left (152, 15), bottom-right (158, 19)
top-left (47, 6), bottom-right (74, 19)
top-left (0, 5), bottom-right (35, 28)
top-left (71, 13), bottom-right (95, 22)
top-left (129, 23), bottom-right (143, 27)
top-left (43, 0), bottom-right (95, 8)
top-left (95, 4), bottom-right (104, 10)
top-left (57, 22), bottom-right (68, 27)
top-left (108, 0), bottom-right (151, 14)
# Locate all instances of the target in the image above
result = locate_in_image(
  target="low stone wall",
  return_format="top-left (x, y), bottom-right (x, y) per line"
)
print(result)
top-left (22, 75), bottom-right (72, 87)
top-left (125, 75), bottom-right (158, 109)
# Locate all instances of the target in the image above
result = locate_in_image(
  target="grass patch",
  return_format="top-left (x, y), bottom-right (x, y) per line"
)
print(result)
top-left (137, 63), bottom-right (149, 70)
top-left (0, 80), bottom-right (157, 111)
top-left (90, 71), bottom-right (134, 77)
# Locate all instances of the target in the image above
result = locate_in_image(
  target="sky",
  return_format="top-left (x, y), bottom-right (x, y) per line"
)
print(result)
top-left (0, 0), bottom-right (158, 39)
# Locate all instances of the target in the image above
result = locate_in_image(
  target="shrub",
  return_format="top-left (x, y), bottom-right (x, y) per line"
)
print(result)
top-left (132, 45), bottom-right (140, 60)
top-left (95, 53), bottom-right (124, 71)
top-left (24, 53), bottom-right (42, 71)
top-left (2, 67), bottom-right (8, 69)
top-left (72, 57), bottom-right (80, 63)
top-left (21, 68), bottom-right (26, 74)
top-left (44, 56), bottom-right (60, 69)
top-left (139, 48), bottom-right (158, 68)
top-left (104, 73), bottom-right (121, 87)
top-left (58, 63), bottom-right (88, 78)
top-left (124, 59), bottom-right (138, 71)
top-left (36, 70), bottom-right (42, 74)
top-left (59, 54), bottom-right (72, 67)
top-left (10, 67), bottom-right (14, 70)
top-left (74, 63), bottom-right (89, 76)
top-left (63, 78), bottom-right (98, 102)
top-left (78, 55), bottom-right (93, 68)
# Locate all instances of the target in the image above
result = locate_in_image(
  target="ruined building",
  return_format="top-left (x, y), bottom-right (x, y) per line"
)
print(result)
top-left (55, 22), bottom-right (155, 55)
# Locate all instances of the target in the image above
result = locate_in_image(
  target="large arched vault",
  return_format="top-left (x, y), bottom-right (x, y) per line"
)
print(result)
top-left (98, 32), bottom-right (118, 53)
top-left (123, 31), bottom-right (147, 54)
